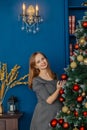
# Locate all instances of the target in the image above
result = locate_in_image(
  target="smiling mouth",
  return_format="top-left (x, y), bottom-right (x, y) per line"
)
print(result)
top-left (41, 64), bottom-right (47, 67)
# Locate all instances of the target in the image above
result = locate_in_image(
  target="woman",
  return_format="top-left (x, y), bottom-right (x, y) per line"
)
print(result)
top-left (29, 52), bottom-right (65, 130)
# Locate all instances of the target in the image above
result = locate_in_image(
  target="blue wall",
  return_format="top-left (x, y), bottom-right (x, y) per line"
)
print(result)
top-left (0, 0), bottom-right (68, 130)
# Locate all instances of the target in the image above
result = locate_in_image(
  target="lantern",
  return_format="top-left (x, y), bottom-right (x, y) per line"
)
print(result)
top-left (7, 96), bottom-right (18, 114)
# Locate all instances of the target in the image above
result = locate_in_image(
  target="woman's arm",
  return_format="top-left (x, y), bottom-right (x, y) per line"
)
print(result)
top-left (46, 80), bottom-right (65, 104)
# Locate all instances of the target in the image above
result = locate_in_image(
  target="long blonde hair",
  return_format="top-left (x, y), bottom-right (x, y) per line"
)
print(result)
top-left (28, 52), bottom-right (57, 88)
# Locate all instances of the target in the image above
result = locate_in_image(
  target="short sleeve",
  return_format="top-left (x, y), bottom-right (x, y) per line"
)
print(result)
top-left (32, 78), bottom-right (50, 101)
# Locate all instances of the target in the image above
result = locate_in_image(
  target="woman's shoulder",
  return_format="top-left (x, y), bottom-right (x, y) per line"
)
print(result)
top-left (33, 76), bottom-right (46, 83)
top-left (32, 77), bottom-right (46, 91)
top-left (33, 76), bottom-right (57, 83)
top-left (33, 76), bottom-right (41, 81)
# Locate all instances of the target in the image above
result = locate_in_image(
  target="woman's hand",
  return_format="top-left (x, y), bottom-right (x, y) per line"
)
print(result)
top-left (56, 80), bottom-right (66, 90)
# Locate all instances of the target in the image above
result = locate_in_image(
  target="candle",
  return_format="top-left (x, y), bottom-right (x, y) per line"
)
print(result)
top-left (36, 5), bottom-right (39, 16)
top-left (22, 3), bottom-right (26, 15)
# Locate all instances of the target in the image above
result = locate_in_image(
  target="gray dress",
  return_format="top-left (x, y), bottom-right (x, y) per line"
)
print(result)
top-left (30, 76), bottom-right (62, 130)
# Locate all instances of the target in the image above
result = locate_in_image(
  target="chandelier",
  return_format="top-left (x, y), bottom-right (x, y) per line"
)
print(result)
top-left (20, 3), bottom-right (43, 34)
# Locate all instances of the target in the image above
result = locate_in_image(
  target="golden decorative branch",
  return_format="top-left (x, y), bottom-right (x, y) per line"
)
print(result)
top-left (0, 62), bottom-right (28, 103)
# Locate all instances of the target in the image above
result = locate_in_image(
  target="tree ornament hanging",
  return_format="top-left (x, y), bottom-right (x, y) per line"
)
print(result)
top-left (79, 37), bottom-right (85, 45)
top-left (62, 106), bottom-right (69, 113)
top-left (77, 95), bottom-right (83, 102)
top-left (58, 118), bottom-right (64, 125)
top-left (50, 118), bottom-right (58, 127)
top-left (61, 74), bottom-right (68, 80)
top-left (82, 21), bottom-right (87, 28)
top-left (70, 61), bottom-right (77, 69)
top-left (77, 55), bottom-right (84, 62)
top-left (58, 96), bottom-right (65, 102)
top-left (74, 110), bottom-right (78, 117)
top-left (74, 44), bottom-right (79, 49)
top-left (59, 88), bottom-right (64, 95)
top-left (79, 126), bottom-right (85, 130)
top-left (82, 111), bottom-right (87, 117)
top-left (73, 84), bottom-right (80, 91)
top-left (63, 122), bottom-right (69, 129)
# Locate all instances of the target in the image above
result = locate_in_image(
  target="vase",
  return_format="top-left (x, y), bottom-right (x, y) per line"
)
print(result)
top-left (0, 102), bottom-right (3, 115)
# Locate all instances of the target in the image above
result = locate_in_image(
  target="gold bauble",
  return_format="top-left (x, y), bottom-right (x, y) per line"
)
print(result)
top-left (82, 92), bottom-right (86, 97)
top-left (67, 110), bottom-right (71, 114)
top-left (84, 102), bottom-right (87, 108)
top-left (70, 61), bottom-right (77, 69)
top-left (77, 55), bottom-right (83, 62)
top-left (73, 127), bottom-right (79, 130)
top-left (84, 58), bottom-right (87, 65)
top-left (79, 37), bottom-right (85, 45)
top-left (62, 106), bottom-right (69, 113)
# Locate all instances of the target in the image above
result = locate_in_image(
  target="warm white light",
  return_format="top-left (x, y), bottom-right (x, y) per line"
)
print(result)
top-left (22, 3), bottom-right (26, 15)
top-left (36, 5), bottom-right (39, 11)
top-left (36, 5), bottom-right (39, 16)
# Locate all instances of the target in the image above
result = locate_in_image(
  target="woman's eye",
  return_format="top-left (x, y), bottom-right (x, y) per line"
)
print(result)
top-left (41, 57), bottom-right (45, 60)
top-left (36, 57), bottom-right (45, 64)
top-left (36, 60), bottom-right (40, 64)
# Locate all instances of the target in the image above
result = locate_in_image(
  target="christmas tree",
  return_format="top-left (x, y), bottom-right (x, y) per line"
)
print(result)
top-left (50, 12), bottom-right (87, 130)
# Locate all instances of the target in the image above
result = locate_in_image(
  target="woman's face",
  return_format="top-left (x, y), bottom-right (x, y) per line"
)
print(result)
top-left (35, 53), bottom-right (48, 70)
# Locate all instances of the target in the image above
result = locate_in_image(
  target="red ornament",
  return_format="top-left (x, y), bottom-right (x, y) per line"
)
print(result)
top-left (83, 111), bottom-right (87, 117)
top-left (74, 44), bottom-right (79, 49)
top-left (50, 119), bottom-right (58, 127)
top-left (61, 74), bottom-right (68, 80)
top-left (73, 84), bottom-right (80, 91)
top-left (59, 88), bottom-right (64, 95)
top-left (74, 111), bottom-right (78, 117)
top-left (77, 95), bottom-right (83, 102)
top-left (82, 21), bottom-right (87, 28)
top-left (63, 122), bottom-right (69, 129)
top-left (79, 126), bottom-right (85, 130)
top-left (58, 96), bottom-right (65, 102)
top-left (58, 118), bottom-right (64, 125)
